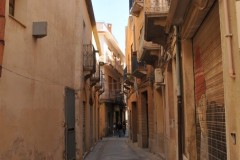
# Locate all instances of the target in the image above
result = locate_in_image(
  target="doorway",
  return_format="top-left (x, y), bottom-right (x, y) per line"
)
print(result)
top-left (132, 102), bottom-right (138, 142)
top-left (65, 87), bottom-right (76, 160)
top-left (141, 91), bottom-right (149, 148)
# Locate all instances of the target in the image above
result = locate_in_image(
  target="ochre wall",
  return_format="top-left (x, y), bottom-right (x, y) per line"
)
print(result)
top-left (0, 0), bottom-right (93, 159)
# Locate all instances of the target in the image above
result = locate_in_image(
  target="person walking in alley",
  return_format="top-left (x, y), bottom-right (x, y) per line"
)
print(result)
top-left (122, 121), bottom-right (126, 136)
top-left (113, 123), bottom-right (116, 136)
top-left (117, 122), bottom-right (122, 137)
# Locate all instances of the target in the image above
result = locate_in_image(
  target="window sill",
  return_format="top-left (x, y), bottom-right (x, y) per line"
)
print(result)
top-left (8, 15), bottom-right (26, 28)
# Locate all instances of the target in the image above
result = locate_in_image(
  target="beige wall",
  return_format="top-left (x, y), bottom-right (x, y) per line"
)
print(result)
top-left (181, 39), bottom-right (197, 159)
top-left (0, 0), bottom-right (94, 159)
top-left (170, 1), bottom-right (240, 159)
top-left (236, 1), bottom-right (240, 50)
top-left (219, 0), bottom-right (240, 159)
top-left (97, 22), bottom-right (124, 138)
top-left (99, 103), bottom-right (107, 137)
top-left (127, 0), bottom-right (240, 159)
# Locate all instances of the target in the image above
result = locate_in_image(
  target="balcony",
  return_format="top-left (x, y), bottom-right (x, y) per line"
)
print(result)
top-left (138, 30), bottom-right (161, 65)
top-left (99, 89), bottom-right (123, 103)
top-left (95, 71), bottom-right (104, 92)
top-left (106, 55), bottom-right (124, 75)
top-left (144, 0), bottom-right (170, 46)
top-left (123, 66), bottom-right (133, 89)
top-left (129, 0), bottom-right (144, 17)
top-left (90, 63), bottom-right (100, 86)
top-left (123, 67), bottom-right (127, 81)
top-left (131, 55), bottom-right (146, 78)
top-left (115, 94), bottom-right (124, 105)
top-left (113, 59), bottom-right (124, 75)
top-left (83, 44), bottom-right (96, 79)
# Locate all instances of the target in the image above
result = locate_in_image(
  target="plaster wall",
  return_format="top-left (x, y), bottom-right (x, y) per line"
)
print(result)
top-left (218, 0), bottom-right (240, 159)
top-left (181, 39), bottom-right (197, 159)
top-left (0, 0), bottom-right (93, 159)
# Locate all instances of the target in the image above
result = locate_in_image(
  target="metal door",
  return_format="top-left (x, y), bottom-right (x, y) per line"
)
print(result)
top-left (193, 3), bottom-right (226, 159)
top-left (141, 91), bottom-right (149, 148)
top-left (82, 102), bottom-right (86, 155)
top-left (65, 88), bottom-right (76, 160)
top-left (132, 102), bottom-right (138, 142)
top-left (90, 105), bottom-right (93, 147)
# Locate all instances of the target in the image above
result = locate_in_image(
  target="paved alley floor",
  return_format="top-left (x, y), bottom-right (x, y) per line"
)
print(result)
top-left (84, 137), bottom-right (162, 160)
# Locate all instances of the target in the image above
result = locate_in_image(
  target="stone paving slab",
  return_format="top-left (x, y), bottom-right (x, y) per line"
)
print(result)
top-left (84, 137), bottom-right (162, 160)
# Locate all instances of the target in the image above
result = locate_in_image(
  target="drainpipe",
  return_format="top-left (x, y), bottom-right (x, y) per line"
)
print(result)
top-left (0, 0), bottom-right (6, 77)
top-left (223, 0), bottom-right (235, 78)
top-left (175, 26), bottom-right (184, 160)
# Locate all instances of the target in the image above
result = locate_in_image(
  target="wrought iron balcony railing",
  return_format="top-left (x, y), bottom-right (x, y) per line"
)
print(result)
top-left (131, 55), bottom-right (145, 73)
top-left (90, 63), bottom-right (100, 86)
top-left (83, 44), bottom-right (96, 79)
top-left (99, 89), bottom-right (124, 103)
top-left (106, 55), bottom-right (124, 75)
top-left (123, 66), bottom-right (134, 86)
top-left (95, 71), bottom-right (104, 92)
top-left (131, 55), bottom-right (146, 78)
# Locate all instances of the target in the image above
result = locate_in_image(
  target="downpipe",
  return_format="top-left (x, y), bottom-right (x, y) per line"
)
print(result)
top-left (223, 0), bottom-right (235, 78)
top-left (175, 26), bottom-right (184, 160)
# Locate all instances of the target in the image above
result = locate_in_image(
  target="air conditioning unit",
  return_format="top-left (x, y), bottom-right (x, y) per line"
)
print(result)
top-left (154, 68), bottom-right (164, 83)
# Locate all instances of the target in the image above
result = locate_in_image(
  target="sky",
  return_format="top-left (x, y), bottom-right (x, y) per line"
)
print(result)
top-left (92, 0), bottom-right (129, 53)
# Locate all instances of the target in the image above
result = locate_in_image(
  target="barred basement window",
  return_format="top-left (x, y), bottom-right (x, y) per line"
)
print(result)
top-left (9, 0), bottom-right (15, 16)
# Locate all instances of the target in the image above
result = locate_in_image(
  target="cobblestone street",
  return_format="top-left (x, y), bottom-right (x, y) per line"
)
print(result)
top-left (84, 137), bottom-right (162, 160)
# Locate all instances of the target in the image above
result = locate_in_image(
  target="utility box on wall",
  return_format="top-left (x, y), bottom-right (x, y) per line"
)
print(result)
top-left (32, 22), bottom-right (47, 38)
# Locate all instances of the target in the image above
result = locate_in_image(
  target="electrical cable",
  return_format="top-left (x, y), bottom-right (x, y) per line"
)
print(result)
top-left (1, 65), bottom-right (124, 90)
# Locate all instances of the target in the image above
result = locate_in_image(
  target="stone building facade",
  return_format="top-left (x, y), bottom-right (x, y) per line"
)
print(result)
top-left (97, 22), bottom-right (126, 138)
top-left (126, 0), bottom-right (240, 159)
top-left (0, 0), bottom-right (101, 159)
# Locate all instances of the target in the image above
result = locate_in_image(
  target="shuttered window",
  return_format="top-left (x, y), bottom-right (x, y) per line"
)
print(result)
top-left (9, 0), bottom-right (15, 16)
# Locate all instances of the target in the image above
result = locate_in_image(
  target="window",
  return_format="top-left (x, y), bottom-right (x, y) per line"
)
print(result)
top-left (8, 0), bottom-right (27, 26)
top-left (9, 0), bottom-right (15, 16)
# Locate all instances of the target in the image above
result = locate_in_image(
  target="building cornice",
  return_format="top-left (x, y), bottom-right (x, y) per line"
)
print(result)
top-left (85, 0), bottom-right (102, 55)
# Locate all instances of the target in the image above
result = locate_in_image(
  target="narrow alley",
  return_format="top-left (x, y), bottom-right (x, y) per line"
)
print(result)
top-left (0, 0), bottom-right (240, 160)
top-left (85, 137), bottom-right (161, 160)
